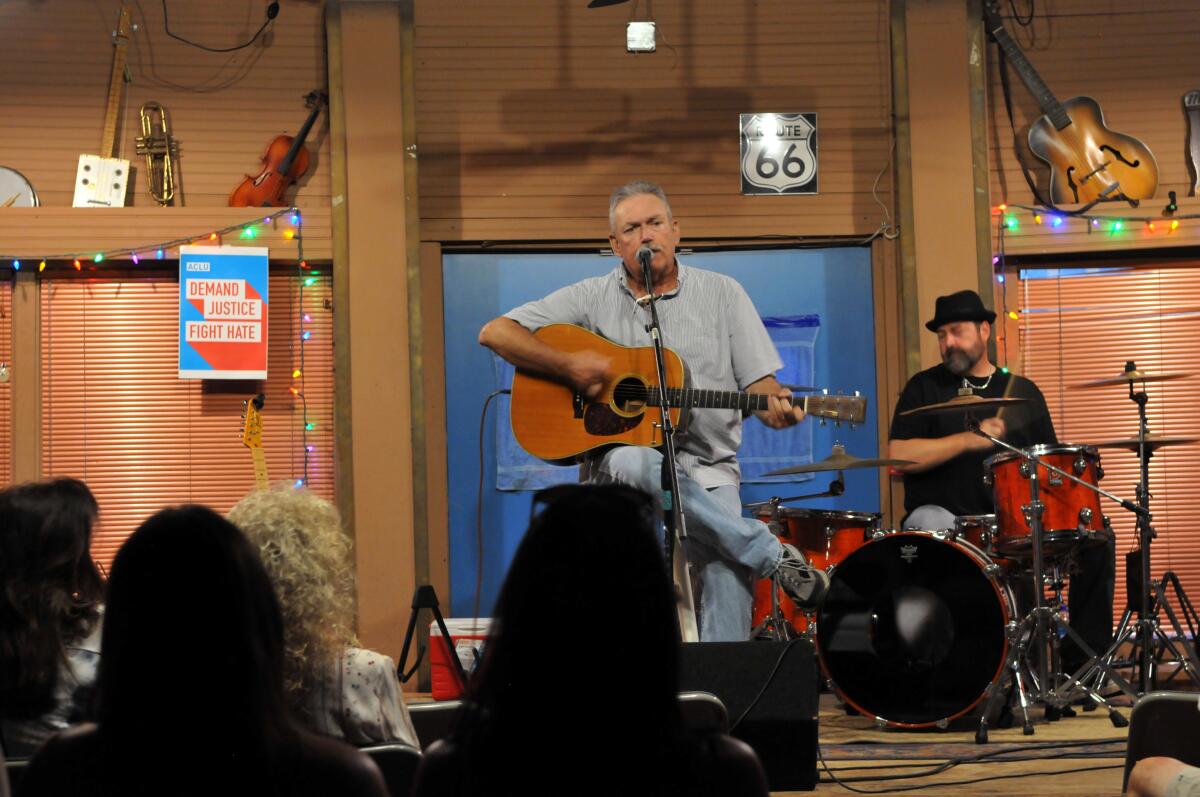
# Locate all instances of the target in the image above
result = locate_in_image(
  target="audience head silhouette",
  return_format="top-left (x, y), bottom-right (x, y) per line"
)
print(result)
top-left (0, 477), bottom-right (102, 720)
top-left (97, 505), bottom-right (289, 750)
top-left (20, 505), bottom-right (389, 796)
top-left (439, 483), bottom-right (686, 795)
top-left (228, 484), bottom-right (357, 720)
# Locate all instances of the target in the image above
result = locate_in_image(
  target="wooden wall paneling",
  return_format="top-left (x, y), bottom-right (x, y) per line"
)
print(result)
top-left (337, 0), bottom-right (418, 663)
top-left (872, 238), bottom-right (906, 527)
top-left (412, 0), bottom-right (895, 242)
top-left (904, 0), bottom-right (987, 369)
top-left (0, 0), bottom-right (332, 255)
top-left (985, 1), bottom-right (1200, 256)
top-left (0, 207), bottom-right (330, 261)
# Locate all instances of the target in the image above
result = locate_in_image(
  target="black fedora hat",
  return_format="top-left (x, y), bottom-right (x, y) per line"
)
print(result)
top-left (925, 289), bottom-right (997, 331)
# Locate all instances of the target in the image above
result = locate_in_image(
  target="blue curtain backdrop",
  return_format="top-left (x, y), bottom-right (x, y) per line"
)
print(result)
top-left (443, 248), bottom-right (878, 617)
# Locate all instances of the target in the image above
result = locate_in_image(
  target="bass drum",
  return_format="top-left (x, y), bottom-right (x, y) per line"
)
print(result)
top-left (816, 531), bottom-right (1014, 728)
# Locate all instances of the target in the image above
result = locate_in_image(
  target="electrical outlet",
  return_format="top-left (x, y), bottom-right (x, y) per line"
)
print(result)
top-left (627, 21), bottom-right (656, 52)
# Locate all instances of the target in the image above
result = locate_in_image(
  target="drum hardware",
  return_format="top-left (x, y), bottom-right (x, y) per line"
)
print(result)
top-left (1069, 362), bottom-right (1200, 696)
top-left (751, 506), bottom-right (880, 641)
top-left (1088, 434), bottom-right (1198, 453)
top-left (898, 394), bottom-right (1029, 417)
top-left (742, 474), bottom-right (846, 508)
top-left (762, 443), bottom-right (913, 477)
top-left (1070, 367), bottom-right (1193, 389)
top-left (970, 419), bottom-right (1139, 743)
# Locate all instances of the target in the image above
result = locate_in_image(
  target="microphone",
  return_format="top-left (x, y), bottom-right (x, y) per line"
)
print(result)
top-left (636, 245), bottom-right (654, 269)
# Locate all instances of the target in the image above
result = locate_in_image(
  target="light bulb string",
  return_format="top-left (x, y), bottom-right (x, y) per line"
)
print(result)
top-left (0, 207), bottom-right (303, 265)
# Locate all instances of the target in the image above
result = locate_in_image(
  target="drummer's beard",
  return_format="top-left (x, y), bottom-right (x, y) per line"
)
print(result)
top-left (942, 341), bottom-right (984, 375)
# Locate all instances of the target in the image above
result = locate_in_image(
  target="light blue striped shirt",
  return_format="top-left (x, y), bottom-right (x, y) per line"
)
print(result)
top-left (505, 262), bottom-right (783, 488)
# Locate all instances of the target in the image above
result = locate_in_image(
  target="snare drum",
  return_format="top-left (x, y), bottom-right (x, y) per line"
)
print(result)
top-left (751, 507), bottom-right (880, 636)
top-left (954, 514), bottom-right (998, 555)
top-left (985, 444), bottom-right (1108, 558)
top-left (817, 530), bottom-right (1014, 728)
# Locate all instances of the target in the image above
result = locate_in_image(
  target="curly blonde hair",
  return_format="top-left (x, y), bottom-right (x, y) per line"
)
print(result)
top-left (228, 484), bottom-right (357, 717)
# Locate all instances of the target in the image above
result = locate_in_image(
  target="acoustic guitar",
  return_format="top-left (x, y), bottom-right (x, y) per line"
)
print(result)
top-left (983, 1), bottom-right (1158, 205)
top-left (510, 324), bottom-right (867, 462)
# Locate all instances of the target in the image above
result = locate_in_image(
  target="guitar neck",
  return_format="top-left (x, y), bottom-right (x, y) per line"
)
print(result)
top-left (100, 4), bottom-right (133, 158)
top-left (987, 18), bottom-right (1070, 130)
top-left (645, 386), bottom-right (770, 412)
top-left (251, 448), bottom-right (269, 490)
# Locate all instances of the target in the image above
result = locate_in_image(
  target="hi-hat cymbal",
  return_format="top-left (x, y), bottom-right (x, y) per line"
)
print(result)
top-left (898, 394), bottom-right (1029, 417)
top-left (762, 444), bottom-right (913, 476)
top-left (1088, 434), bottom-right (1198, 453)
top-left (1071, 369), bottom-right (1193, 389)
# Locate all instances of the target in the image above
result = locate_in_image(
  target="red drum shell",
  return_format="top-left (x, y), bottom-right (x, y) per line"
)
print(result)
top-left (751, 508), bottom-right (879, 637)
top-left (985, 444), bottom-right (1106, 558)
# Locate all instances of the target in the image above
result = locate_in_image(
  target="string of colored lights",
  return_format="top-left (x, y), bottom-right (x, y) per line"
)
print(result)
top-left (0, 207), bottom-right (302, 271)
top-left (1, 206), bottom-right (319, 490)
top-left (994, 201), bottom-right (1200, 235)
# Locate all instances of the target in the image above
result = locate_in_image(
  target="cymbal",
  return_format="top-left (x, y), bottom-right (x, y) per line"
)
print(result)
top-left (762, 444), bottom-right (913, 476)
top-left (898, 394), bottom-right (1029, 417)
top-left (1088, 434), bottom-right (1198, 453)
top-left (1071, 369), bottom-right (1193, 389)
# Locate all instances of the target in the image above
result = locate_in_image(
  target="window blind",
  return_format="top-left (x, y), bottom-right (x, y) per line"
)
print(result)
top-left (40, 269), bottom-right (334, 570)
top-left (1020, 265), bottom-right (1200, 626)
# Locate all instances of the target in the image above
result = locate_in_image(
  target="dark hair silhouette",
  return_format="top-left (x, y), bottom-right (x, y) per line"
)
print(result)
top-left (0, 478), bottom-right (102, 719)
top-left (20, 506), bottom-right (389, 796)
top-left (446, 483), bottom-right (686, 794)
top-left (96, 505), bottom-right (292, 758)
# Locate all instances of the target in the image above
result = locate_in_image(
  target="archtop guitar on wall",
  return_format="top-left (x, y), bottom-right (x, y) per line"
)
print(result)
top-left (509, 324), bottom-right (867, 463)
top-left (983, 1), bottom-right (1158, 206)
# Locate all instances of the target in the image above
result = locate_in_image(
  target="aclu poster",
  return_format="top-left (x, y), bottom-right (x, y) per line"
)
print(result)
top-left (178, 246), bottom-right (269, 380)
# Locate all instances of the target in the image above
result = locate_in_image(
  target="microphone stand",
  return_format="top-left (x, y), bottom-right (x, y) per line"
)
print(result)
top-left (637, 248), bottom-right (700, 642)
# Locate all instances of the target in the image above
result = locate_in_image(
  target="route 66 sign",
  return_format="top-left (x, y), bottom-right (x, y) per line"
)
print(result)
top-left (740, 113), bottom-right (818, 195)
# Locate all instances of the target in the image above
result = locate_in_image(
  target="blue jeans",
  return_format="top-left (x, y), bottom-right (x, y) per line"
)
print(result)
top-left (902, 504), bottom-right (958, 530)
top-left (586, 446), bottom-right (784, 641)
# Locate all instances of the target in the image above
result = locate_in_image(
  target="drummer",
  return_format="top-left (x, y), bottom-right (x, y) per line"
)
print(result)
top-left (888, 289), bottom-right (1113, 673)
top-left (888, 290), bottom-right (1055, 528)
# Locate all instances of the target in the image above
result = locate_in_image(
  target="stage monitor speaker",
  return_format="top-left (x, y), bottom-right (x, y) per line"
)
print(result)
top-left (679, 639), bottom-right (819, 791)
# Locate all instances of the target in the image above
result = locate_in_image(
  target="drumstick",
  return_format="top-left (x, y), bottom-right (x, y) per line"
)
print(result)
top-left (995, 367), bottom-right (1017, 424)
top-left (3, 193), bottom-right (20, 208)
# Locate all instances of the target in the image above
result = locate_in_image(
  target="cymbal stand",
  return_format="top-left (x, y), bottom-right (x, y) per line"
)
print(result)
top-left (972, 421), bottom-right (1136, 743)
top-left (1083, 370), bottom-right (1200, 694)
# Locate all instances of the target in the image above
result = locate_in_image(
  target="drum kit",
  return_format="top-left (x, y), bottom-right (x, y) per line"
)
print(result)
top-left (749, 362), bottom-right (1198, 742)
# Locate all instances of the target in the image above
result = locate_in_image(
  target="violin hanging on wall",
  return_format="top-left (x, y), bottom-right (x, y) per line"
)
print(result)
top-left (229, 90), bottom-right (327, 207)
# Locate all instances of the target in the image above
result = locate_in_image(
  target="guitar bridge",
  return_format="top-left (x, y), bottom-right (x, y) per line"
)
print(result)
top-left (572, 391), bottom-right (584, 419)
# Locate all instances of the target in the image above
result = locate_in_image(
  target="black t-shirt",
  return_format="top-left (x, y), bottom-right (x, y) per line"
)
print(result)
top-left (889, 364), bottom-right (1057, 516)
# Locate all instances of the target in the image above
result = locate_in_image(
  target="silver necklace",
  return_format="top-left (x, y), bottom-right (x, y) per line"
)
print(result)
top-left (962, 370), bottom-right (996, 391)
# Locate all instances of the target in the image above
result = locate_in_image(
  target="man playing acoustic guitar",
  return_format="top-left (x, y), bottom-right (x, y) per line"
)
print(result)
top-left (479, 180), bottom-right (828, 641)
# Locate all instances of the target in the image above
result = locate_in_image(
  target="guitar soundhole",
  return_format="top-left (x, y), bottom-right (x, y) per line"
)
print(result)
top-left (1065, 166), bottom-right (1081, 203)
top-left (1100, 144), bottom-right (1140, 168)
top-left (612, 376), bottom-right (648, 415)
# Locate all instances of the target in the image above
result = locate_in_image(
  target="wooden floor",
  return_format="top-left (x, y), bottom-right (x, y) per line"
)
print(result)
top-left (794, 691), bottom-right (1133, 796)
